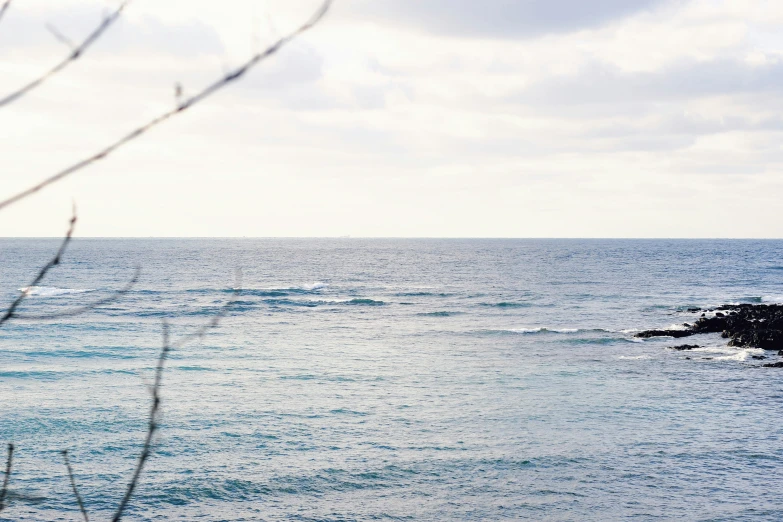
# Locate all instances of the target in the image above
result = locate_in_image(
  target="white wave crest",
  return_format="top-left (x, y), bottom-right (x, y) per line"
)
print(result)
top-left (664, 323), bottom-right (690, 331)
top-left (19, 286), bottom-right (95, 297)
top-left (681, 344), bottom-right (765, 362)
top-left (301, 282), bottom-right (329, 291)
top-left (507, 327), bottom-right (592, 334)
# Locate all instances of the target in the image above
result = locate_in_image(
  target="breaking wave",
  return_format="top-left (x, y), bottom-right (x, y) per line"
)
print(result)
top-left (479, 302), bottom-right (533, 308)
top-left (18, 286), bottom-right (95, 297)
top-left (479, 327), bottom-right (615, 335)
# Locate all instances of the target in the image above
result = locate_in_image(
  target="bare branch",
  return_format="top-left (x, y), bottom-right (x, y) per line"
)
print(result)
top-left (0, 0), bottom-right (333, 213)
top-left (110, 321), bottom-right (168, 522)
top-left (61, 450), bottom-right (89, 522)
top-left (0, 1), bottom-right (10, 26)
top-left (12, 267), bottom-right (140, 321)
top-left (112, 282), bottom-right (241, 521)
top-left (0, 1), bottom-right (129, 108)
top-left (0, 443), bottom-right (14, 513)
top-left (172, 274), bottom-right (242, 350)
top-left (0, 208), bottom-right (77, 327)
top-left (46, 23), bottom-right (77, 51)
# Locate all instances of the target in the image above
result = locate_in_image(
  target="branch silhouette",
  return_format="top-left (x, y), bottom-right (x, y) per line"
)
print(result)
top-left (0, 0), bottom-right (332, 213)
top-left (0, 443), bottom-right (13, 513)
top-left (0, 1), bottom-right (330, 518)
top-left (0, 1), bottom-right (129, 108)
top-left (110, 321), bottom-right (169, 522)
top-left (0, 1), bottom-right (10, 26)
top-left (61, 450), bottom-right (89, 522)
top-left (0, 208), bottom-right (77, 327)
top-left (111, 283), bottom-right (240, 521)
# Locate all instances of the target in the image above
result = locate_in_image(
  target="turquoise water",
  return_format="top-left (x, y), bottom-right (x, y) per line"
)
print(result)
top-left (1, 238), bottom-right (783, 520)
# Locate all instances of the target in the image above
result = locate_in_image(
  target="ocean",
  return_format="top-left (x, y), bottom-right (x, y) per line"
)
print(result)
top-left (1, 238), bottom-right (783, 521)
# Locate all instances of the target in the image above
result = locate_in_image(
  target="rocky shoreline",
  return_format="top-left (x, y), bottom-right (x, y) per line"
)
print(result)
top-left (635, 304), bottom-right (783, 366)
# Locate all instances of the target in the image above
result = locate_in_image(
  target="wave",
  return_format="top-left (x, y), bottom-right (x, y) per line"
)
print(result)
top-left (344, 298), bottom-right (385, 306)
top-left (301, 282), bottom-right (329, 291)
top-left (264, 298), bottom-right (321, 308)
top-left (663, 323), bottom-right (691, 331)
top-left (479, 327), bottom-right (610, 335)
top-left (479, 302), bottom-right (533, 308)
top-left (418, 311), bottom-right (463, 317)
top-left (677, 344), bottom-right (766, 362)
top-left (263, 297), bottom-right (383, 308)
top-left (703, 295), bottom-right (783, 305)
top-left (221, 282), bottom-right (330, 296)
top-left (393, 291), bottom-right (454, 297)
top-left (18, 286), bottom-right (95, 297)
top-left (231, 289), bottom-right (289, 297)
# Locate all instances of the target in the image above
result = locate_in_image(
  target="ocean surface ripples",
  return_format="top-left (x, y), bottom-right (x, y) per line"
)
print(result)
top-left (1, 238), bottom-right (783, 520)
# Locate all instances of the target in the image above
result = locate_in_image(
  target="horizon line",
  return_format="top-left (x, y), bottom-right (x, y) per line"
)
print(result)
top-left (2, 236), bottom-right (783, 240)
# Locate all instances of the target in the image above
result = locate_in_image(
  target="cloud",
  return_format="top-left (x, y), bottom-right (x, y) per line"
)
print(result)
top-left (344, 0), bottom-right (670, 39)
top-left (0, 3), bottom-right (225, 57)
top-left (3, 0), bottom-right (783, 237)
top-left (514, 57), bottom-right (783, 107)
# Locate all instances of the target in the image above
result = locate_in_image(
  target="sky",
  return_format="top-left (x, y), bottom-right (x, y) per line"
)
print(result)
top-left (1, 0), bottom-right (782, 237)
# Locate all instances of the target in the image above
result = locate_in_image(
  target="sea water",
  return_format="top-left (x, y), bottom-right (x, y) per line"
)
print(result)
top-left (1, 238), bottom-right (783, 521)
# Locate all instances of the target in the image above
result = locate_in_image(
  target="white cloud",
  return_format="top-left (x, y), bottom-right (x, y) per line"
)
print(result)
top-left (0, 0), bottom-right (782, 237)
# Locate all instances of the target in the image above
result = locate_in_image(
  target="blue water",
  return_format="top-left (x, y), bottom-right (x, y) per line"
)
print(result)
top-left (1, 239), bottom-right (783, 521)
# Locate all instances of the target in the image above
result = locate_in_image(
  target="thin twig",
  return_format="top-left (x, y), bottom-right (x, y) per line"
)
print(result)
top-left (112, 283), bottom-right (241, 521)
top-left (0, 0), bottom-right (332, 213)
top-left (12, 267), bottom-right (140, 321)
top-left (172, 275), bottom-right (242, 350)
top-left (0, 443), bottom-right (14, 513)
top-left (0, 1), bottom-right (10, 26)
top-left (46, 23), bottom-right (77, 51)
top-left (110, 321), bottom-right (168, 522)
top-left (0, 208), bottom-right (77, 327)
top-left (61, 450), bottom-right (89, 522)
top-left (0, 1), bottom-right (129, 108)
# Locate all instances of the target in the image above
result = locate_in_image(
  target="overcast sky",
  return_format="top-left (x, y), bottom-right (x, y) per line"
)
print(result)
top-left (1, 0), bottom-right (782, 237)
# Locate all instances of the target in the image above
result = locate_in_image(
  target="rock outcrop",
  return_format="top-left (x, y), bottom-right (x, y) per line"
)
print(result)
top-left (636, 304), bottom-right (783, 351)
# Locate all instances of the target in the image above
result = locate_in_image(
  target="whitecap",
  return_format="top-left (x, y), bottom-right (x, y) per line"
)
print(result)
top-left (506, 327), bottom-right (603, 334)
top-left (301, 282), bottom-right (329, 291)
top-left (509, 327), bottom-right (546, 334)
top-left (664, 323), bottom-right (690, 331)
top-left (19, 286), bottom-right (95, 297)
top-left (681, 344), bottom-right (765, 362)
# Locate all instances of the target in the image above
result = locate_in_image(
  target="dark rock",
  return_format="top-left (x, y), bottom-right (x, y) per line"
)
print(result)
top-left (635, 329), bottom-right (693, 339)
top-left (670, 344), bottom-right (699, 351)
top-left (636, 304), bottom-right (783, 350)
top-left (728, 329), bottom-right (783, 351)
top-left (751, 355), bottom-right (767, 360)
top-left (778, 350), bottom-right (783, 356)
top-left (685, 357), bottom-right (691, 360)
top-left (687, 308), bottom-right (700, 312)
top-left (763, 361), bottom-right (783, 368)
